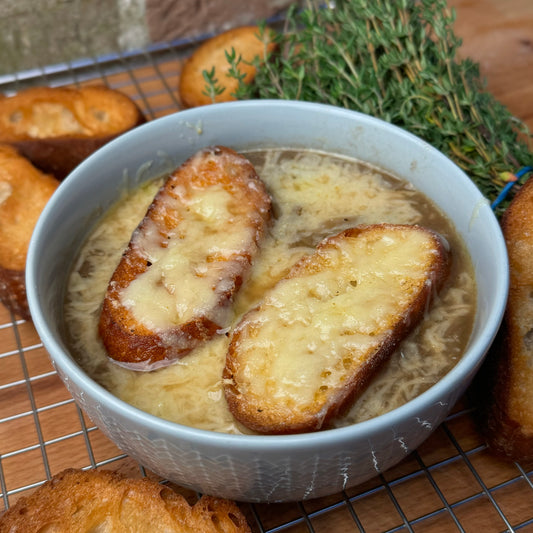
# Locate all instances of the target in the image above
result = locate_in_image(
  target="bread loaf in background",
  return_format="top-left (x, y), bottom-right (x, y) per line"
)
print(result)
top-left (224, 224), bottom-right (451, 434)
top-left (477, 176), bottom-right (533, 461)
top-left (0, 468), bottom-right (251, 532)
top-left (0, 144), bottom-right (59, 320)
top-left (0, 85), bottom-right (145, 179)
top-left (179, 26), bottom-right (276, 108)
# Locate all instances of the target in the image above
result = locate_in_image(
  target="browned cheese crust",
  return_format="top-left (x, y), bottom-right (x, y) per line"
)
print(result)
top-left (0, 468), bottom-right (251, 533)
top-left (0, 85), bottom-right (146, 179)
top-left (0, 144), bottom-right (59, 319)
top-left (479, 176), bottom-right (533, 461)
top-left (224, 224), bottom-right (451, 434)
top-left (99, 146), bottom-right (272, 370)
top-left (179, 26), bottom-right (276, 108)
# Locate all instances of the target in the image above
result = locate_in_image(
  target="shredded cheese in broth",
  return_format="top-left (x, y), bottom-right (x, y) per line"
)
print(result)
top-left (65, 149), bottom-right (476, 434)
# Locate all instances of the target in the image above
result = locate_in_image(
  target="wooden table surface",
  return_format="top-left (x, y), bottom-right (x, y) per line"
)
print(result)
top-left (0, 1), bottom-right (533, 532)
top-left (451, 0), bottom-right (533, 131)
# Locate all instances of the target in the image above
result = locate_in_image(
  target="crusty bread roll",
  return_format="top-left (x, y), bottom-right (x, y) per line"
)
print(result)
top-left (224, 224), bottom-right (451, 434)
top-left (0, 468), bottom-right (251, 532)
top-left (0, 144), bottom-right (59, 320)
top-left (0, 85), bottom-right (145, 179)
top-left (179, 26), bottom-right (276, 108)
top-left (99, 146), bottom-right (272, 370)
top-left (478, 176), bottom-right (533, 461)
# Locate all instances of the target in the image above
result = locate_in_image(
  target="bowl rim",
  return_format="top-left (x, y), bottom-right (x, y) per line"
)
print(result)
top-left (27, 99), bottom-right (509, 450)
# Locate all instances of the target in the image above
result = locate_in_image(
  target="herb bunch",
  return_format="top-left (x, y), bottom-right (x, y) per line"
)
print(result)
top-left (222, 0), bottom-right (532, 215)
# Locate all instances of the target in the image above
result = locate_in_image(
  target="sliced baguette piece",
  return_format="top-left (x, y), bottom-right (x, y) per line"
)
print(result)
top-left (0, 144), bottom-right (59, 320)
top-left (224, 224), bottom-right (450, 434)
top-left (0, 85), bottom-right (145, 179)
top-left (477, 176), bottom-right (533, 461)
top-left (179, 26), bottom-right (276, 108)
top-left (0, 468), bottom-right (251, 533)
top-left (99, 146), bottom-right (272, 370)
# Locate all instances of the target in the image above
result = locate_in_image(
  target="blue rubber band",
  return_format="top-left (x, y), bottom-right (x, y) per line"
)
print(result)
top-left (491, 166), bottom-right (533, 210)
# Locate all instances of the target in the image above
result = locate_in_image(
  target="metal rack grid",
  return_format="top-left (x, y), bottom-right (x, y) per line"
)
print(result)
top-left (1, 39), bottom-right (533, 533)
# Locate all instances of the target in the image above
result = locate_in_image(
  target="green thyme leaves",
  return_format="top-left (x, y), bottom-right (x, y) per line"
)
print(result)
top-left (229, 0), bottom-right (532, 215)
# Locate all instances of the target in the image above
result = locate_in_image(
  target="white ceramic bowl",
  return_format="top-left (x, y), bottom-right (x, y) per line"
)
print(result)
top-left (26, 100), bottom-right (508, 503)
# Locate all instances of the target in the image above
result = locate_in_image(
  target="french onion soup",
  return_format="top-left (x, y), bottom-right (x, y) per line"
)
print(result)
top-left (65, 148), bottom-right (476, 434)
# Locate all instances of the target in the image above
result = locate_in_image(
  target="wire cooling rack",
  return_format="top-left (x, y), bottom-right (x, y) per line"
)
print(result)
top-left (2, 37), bottom-right (533, 533)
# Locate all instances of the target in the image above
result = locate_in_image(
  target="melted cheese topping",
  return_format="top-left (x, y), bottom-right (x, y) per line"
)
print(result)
top-left (120, 185), bottom-right (251, 329)
top-left (233, 230), bottom-right (438, 408)
top-left (65, 150), bottom-right (476, 434)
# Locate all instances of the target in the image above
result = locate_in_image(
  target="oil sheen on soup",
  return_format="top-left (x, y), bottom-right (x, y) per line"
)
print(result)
top-left (65, 149), bottom-right (476, 434)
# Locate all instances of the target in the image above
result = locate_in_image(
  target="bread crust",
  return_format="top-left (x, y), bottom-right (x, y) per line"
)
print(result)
top-left (0, 268), bottom-right (29, 321)
top-left (0, 468), bottom-right (251, 532)
top-left (477, 177), bottom-right (533, 461)
top-left (99, 146), bottom-right (272, 370)
top-left (179, 26), bottom-right (276, 108)
top-left (0, 85), bottom-right (145, 179)
top-left (0, 144), bottom-right (59, 319)
top-left (224, 224), bottom-right (450, 434)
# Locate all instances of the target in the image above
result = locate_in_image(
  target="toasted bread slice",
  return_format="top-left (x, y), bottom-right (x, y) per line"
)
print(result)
top-left (0, 144), bottom-right (59, 319)
top-left (224, 224), bottom-right (450, 434)
top-left (179, 26), bottom-right (276, 108)
top-left (0, 468), bottom-right (251, 532)
top-left (478, 176), bottom-right (533, 460)
top-left (0, 85), bottom-right (145, 179)
top-left (99, 146), bottom-right (272, 370)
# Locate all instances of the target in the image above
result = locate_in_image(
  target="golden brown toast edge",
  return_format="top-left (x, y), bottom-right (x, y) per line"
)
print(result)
top-left (0, 144), bottom-right (59, 320)
top-left (475, 176), bottom-right (533, 461)
top-left (0, 85), bottom-right (146, 179)
top-left (0, 268), bottom-right (30, 320)
top-left (224, 224), bottom-right (451, 434)
top-left (98, 145), bottom-right (272, 370)
top-left (0, 468), bottom-right (251, 532)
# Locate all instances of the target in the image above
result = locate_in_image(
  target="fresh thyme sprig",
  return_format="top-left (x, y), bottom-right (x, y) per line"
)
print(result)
top-left (225, 48), bottom-right (247, 86)
top-left (203, 48), bottom-right (247, 101)
top-left (229, 0), bottom-right (532, 215)
top-left (202, 27), bottom-right (273, 103)
top-left (201, 67), bottom-right (225, 101)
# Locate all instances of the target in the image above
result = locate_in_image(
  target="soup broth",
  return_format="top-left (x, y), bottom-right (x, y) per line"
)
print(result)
top-left (65, 149), bottom-right (476, 434)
